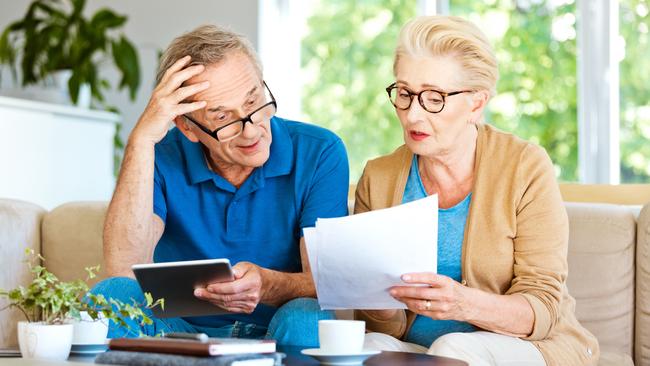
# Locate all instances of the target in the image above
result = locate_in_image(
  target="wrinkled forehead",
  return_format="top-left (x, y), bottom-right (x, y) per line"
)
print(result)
top-left (186, 52), bottom-right (263, 106)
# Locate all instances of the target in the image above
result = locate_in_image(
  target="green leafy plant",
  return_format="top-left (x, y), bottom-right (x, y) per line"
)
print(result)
top-left (0, 249), bottom-right (163, 330)
top-left (0, 0), bottom-right (140, 105)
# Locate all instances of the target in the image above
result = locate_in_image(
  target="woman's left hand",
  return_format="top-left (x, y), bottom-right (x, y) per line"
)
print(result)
top-left (390, 272), bottom-right (474, 321)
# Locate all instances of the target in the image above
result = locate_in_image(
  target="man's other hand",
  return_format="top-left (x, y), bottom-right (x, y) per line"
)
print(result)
top-left (193, 261), bottom-right (264, 314)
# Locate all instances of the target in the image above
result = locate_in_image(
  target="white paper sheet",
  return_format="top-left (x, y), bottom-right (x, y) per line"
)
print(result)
top-left (304, 194), bottom-right (438, 309)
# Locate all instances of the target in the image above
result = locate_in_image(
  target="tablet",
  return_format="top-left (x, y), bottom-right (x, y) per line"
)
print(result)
top-left (132, 258), bottom-right (234, 318)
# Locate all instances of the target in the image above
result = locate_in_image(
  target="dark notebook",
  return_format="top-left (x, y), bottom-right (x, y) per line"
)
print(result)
top-left (95, 350), bottom-right (284, 366)
top-left (108, 337), bottom-right (276, 357)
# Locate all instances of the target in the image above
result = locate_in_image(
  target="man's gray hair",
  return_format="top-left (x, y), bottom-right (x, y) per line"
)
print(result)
top-left (156, 24), bottom-right (262, 85)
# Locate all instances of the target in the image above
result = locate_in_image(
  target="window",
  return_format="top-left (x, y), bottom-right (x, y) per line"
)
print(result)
top-left (619, 0), bottom-right (650, 182)
top-left (451, 0), bottom-right (578, 181)
top-left (300, 0), bottom-right (417, 180)
top-left (260, 0), bottom-right (650, 184)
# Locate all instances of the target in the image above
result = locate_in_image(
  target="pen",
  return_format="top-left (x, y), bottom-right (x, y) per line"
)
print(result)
top-left (164, 332), bottom-right (209, 342)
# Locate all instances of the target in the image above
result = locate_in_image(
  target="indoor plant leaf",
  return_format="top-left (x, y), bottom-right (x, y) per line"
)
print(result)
top-left (0, 0), bottom-right (141, 106)
top-left (90, 8), bottom-right (127, 31)
top-left (111, 36), bottom-right (140, 101)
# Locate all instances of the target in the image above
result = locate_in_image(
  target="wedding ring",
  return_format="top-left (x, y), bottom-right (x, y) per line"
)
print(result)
top-left (425, 300), bottom-right (431, 310)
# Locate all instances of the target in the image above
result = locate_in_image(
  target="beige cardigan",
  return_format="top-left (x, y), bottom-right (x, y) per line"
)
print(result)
top-left (353, 124), bottom-right (599, 366)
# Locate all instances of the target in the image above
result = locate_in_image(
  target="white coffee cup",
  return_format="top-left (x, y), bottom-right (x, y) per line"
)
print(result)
top-left (318, 320), bottom-right (365, 354)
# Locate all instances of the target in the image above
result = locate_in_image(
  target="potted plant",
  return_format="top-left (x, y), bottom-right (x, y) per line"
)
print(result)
top-left (0, 0), bottom-right (140, 108)
top-left (0, 249), bottom-right (163, 361)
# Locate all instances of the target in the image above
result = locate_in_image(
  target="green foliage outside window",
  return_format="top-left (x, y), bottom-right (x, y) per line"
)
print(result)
top-left (451, 0), bottom-right (578, 181)
top-left (620, 0), bottom-right (650, 182)
top-left (301, 0), bottom-right (577, 181)
top-left (302, 0), bottom-right (649, 183)
top-left (301, 0), bottom-right (416, 181)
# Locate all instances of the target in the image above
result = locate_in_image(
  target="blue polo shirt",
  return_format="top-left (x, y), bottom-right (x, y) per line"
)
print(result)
top-left (152, 116), bottom-right (349, 328)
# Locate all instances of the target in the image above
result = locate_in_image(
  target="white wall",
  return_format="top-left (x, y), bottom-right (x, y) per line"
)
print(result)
top-left (0, 0), bottom-right (259, 144)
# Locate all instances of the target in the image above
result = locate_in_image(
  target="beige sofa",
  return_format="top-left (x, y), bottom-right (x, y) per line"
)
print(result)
top-left (1, 197), bottom-right (649, 365)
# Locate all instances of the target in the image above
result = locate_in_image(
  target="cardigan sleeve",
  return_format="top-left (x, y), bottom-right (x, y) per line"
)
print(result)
top-left (353, 165), bottom-right (371, 215)
top-left (352, 163), bottom-right (409, 339)
top-left (505, 144), bottom-right (569, 341)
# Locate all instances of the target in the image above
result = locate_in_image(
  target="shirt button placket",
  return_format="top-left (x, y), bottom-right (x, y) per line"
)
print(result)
top-left (227, 199), bottom-right (239, 234)
top-left (229, 198), bottom-right (246, 236)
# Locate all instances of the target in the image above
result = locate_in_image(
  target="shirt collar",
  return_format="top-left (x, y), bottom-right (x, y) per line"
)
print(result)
top-left (263, 116), bottom-right (293, 178)
top-left (181, 131), bottom-right (214, 186)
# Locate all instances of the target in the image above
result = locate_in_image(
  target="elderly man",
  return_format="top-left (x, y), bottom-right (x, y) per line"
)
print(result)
top-left (91, 25), bottom-right (349, 347)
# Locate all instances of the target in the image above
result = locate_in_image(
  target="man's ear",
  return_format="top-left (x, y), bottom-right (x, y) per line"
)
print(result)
top-left (173, 116), bottom-right (200, 143)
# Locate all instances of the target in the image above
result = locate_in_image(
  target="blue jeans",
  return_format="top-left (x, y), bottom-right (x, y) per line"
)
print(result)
top-left (90, 277), bottom-right (334, 347)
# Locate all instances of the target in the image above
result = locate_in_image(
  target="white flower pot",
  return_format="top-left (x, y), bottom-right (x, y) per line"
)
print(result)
top-left (71, 311), bottom-right (109, 345)
top-left (51, 69), bottom-right (92, 109)
top-left (17, 321), bottom-right (74, 361)
top-left (0, 70), bottom-right (91, 108)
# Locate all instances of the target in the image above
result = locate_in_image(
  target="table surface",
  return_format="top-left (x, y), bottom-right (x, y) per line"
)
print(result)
top-left (283, 350), bottom-right (468, 365)
top-left (0, 348), bottom-right (468, 366)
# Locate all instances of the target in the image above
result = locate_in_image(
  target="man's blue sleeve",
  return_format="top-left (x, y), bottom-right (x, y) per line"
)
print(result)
top-left (300, 139), bottom-right (350, 234)
top-left (153, 163), bottom-right (167, 223)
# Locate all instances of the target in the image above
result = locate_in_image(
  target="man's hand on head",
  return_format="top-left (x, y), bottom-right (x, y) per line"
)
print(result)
top-left (193, 261), bottom-right (265, 314)
top-left (130, 55), bottom-right (209, 146)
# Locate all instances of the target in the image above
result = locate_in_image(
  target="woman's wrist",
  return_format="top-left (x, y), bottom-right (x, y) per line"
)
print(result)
top-left (458, 285), bottom-right (482, 323)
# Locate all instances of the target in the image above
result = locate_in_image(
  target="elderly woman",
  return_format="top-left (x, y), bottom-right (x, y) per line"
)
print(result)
top-left (354, 16), bottom-right (598, 365)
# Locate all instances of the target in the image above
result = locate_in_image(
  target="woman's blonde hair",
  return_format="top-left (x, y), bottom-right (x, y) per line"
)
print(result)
top-left (156, 24), bottom-right (261, 85)
top-left (394, 16), bottom-right (498, 96)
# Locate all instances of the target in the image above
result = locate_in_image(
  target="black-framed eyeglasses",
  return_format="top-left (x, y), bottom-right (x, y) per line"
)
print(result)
top-left (386, 82), bottom-right (473, 114)
top-left (184, 81), bottom-right (277, 142)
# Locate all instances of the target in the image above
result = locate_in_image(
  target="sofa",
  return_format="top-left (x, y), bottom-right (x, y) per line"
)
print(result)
top-left (1, 197), bottom-right (649, 365)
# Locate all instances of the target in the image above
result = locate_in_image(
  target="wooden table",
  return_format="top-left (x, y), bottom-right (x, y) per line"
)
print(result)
top-left (0, 349), bottom-right (468, 365)
top-left (280, 347), bottom-right (468, 365)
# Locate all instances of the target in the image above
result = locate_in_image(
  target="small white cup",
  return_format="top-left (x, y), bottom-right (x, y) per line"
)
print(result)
top-left (318, 320), bottom-right (365, 354)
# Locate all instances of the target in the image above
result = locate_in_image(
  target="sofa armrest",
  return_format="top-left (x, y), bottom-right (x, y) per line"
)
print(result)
top-left (0, 199), bottom-right (45, 348)
top-left (636, 202), bottom-right (650, 366)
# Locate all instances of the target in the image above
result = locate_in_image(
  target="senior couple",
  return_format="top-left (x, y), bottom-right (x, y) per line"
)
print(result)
top-left (92, 15), bottom-right (598, 366)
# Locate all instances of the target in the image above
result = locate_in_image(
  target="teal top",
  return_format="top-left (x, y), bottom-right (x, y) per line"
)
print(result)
top-left (401, 154), bottom-right (476, 346)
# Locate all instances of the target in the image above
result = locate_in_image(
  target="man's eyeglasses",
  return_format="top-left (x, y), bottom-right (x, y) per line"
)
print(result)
top-left (184, 81), bottom-right (277, 142)
top-left (386, 82), bottom-right (473, 114)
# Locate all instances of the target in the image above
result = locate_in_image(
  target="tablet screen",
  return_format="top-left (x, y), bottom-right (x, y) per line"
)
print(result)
top-left (132, 258), bottom-right (234, 318)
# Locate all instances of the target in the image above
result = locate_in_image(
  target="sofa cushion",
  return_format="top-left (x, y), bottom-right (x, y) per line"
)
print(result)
top-left (599, 350), bottom-right (634, 366)
top-left (41, 201), bottom-right (108, 287)
top-left (0, 199), bottom-right (45, 348)
top-left (636, 203), bottom-right (650, 365)
top-left (565, 202), bottom-right (636, 360)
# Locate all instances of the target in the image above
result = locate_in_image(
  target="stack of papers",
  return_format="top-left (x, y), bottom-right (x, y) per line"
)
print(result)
top-left (304, 194), bottom-right (438, 309)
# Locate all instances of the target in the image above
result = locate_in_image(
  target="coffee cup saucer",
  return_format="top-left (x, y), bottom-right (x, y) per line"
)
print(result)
top-left (69, 342), bottom-right (108, 355)
top-left (301, 348), bottom-right (381, 365)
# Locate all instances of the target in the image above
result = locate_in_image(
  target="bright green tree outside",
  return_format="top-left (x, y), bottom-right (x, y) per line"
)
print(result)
top-left (620, 0), bottom-right (650, 182)
top-left (451, 0), bottom-right (578, 181)
top-left (301, 0), bottom-right (417, 181)
top-left (301, 0), bottom-right (649, 183)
